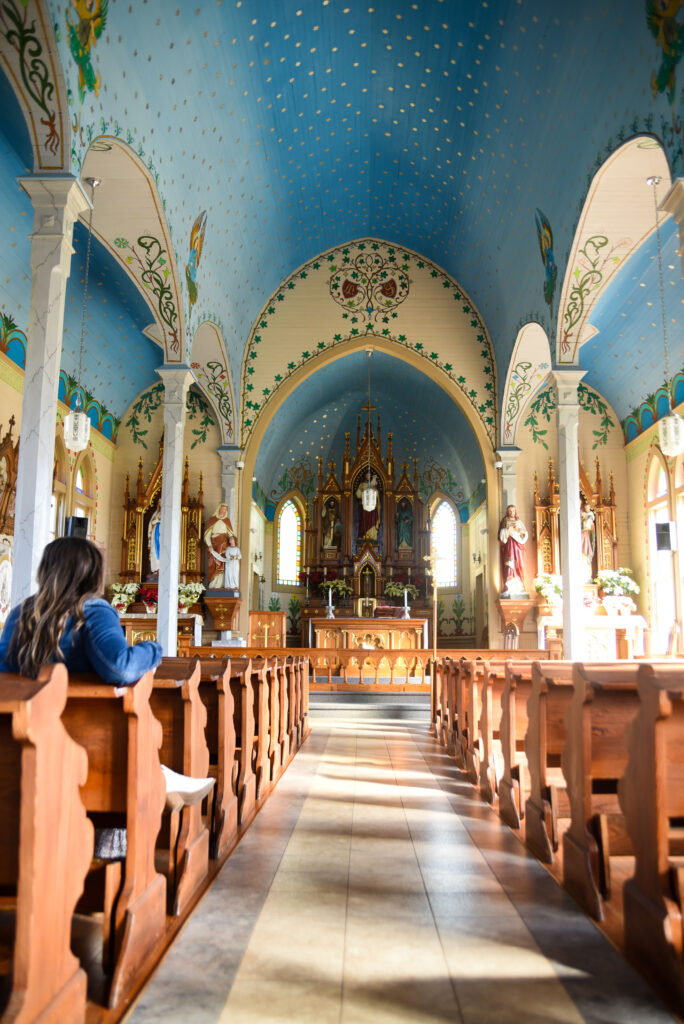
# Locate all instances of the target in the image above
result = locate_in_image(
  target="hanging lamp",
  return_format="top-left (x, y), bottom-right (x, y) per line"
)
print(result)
top-left (647, 175), bottom-right (684, 458)
top-left (362, 348), bottom-right (377, 511)
top-left (64, 177), bottom-right (100, 453)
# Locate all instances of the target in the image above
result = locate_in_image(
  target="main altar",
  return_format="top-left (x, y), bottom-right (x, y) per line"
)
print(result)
top-left (300, 398), bottom-right (431, 648)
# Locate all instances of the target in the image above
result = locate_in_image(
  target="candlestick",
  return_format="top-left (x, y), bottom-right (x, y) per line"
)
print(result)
top-left (402, 586), bottom-right (410, 620)
top-left (407, 566), bottom-right (411, 579)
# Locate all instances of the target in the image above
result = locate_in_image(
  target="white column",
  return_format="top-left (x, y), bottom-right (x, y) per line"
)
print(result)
top-left (551, 369), bottom-right (586, 659)
top-left (156, 365), bottom-right (193, 655)
top-left (12, 176), bottom-right (90, 604)
top-left (495, 446), bottom-right (522, 513)
top-left (217, 445), bottom-right (243, 529)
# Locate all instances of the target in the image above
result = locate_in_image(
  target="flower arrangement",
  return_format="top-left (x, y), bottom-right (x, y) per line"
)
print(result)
top-left (110, 582), bottom-right (139, 612)
top-left (319, 577), bottom-right (353, 597)
top-left (533, 573), bottom-right (563, 604)
top-left (594, 568), bottom-right (640, 597)
top-left (178, 581), bottom-right (205, 610)
top-left (139, 587), bottom-right (158, 611)
top-left (384, 580), bottom-right (419, 600)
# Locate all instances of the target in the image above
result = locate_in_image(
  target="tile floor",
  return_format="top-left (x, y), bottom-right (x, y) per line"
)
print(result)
top-left (128, 711), bottom-right (676, 1024)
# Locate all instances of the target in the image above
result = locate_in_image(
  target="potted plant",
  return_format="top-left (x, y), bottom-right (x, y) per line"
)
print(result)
top-left (533, 573), bottom-right (563, 615)
top-left (139, 587), bottom-right (158, 613)
top-left (178, 581), bottom-right (205, 613)
top-left (594, 568), bottom-right (639, 615)
top-left (383, 580), bottom-right (419, 601)
top-left (109, 582), bottom-right (139, 614)
top-left (319, 577), bottom-right (353, 598)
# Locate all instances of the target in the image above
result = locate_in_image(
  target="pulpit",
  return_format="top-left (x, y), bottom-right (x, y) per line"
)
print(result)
top-left (248, 611), bottom-right (286, 648)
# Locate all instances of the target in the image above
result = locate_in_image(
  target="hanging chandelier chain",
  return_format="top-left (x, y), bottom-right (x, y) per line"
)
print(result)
top-left (649, 175), bottom-right (671, 403)
top-left (367, 349), bottom-right (372, 479)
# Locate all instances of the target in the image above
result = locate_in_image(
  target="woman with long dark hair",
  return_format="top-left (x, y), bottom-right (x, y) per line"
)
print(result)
top-left (0, 537), bottom-right (213, 808)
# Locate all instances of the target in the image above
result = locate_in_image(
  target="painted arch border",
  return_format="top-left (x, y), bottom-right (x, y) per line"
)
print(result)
top-left (240, 238), bottom-right (498, 450)
top-left (236, 334), bottom-right (502, 640)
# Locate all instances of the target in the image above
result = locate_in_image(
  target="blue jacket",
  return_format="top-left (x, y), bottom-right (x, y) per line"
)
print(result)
top-left (0, 597), bottom-right (163, 684)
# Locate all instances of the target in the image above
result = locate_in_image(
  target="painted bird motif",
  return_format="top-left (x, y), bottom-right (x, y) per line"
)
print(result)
top-left (646, 0), bottom-right (684, 104)
top-left (67, 0), bottom-right (107, 103)
top-left (535, 208), bottom-right (557, 312)
top-left (185, 211), bottom-right (207, 312)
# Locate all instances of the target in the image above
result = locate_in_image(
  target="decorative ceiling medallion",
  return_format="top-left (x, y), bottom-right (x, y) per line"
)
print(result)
top-left (330, 249), bottom-right (409, 322)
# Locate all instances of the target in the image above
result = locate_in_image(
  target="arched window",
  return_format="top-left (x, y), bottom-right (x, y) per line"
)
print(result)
top-left (69, 452), bottom-right (95, 533)
top-left (50, 437), bottom-right (68, 541)
top-left (431, 500), bottom-right (458, 587)
top-left (276, 498), bottom-right (302, 586)
top-left (647, 453), bottom-right (675, 653)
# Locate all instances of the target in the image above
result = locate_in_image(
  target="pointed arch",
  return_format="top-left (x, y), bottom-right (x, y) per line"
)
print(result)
top-left (501, 322), bottom-right (552, 445)
top-left (78, 138), bottom-right (184, 363)
top-left (0, 0), bottom-right (70, 171)
top-left (273, 492), bottom-right (306, 588)
top-left (557, 135), bottom-right (671, 364)
top-left (190, 321), bottom-right (235, 443)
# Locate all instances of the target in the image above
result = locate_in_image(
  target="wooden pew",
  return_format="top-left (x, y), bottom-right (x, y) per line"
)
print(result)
top-left (478, 660), bottom-right (509, 804)
top-left (161, 657), bottom-right (239, 863)
top-left (620, 664), bottom-right (684, 1011)
top-left (524, 661), bottom-right (579, 862)
top-left (227, 657), bottom-right (260, 825)
top-left (0, 666), bottom-right (92, 1024)
top-left (63, 670), bottom-right (166, 1008)
top-left (151, 660), bottom-right (211, 916)
top-left (461, 659), bottom-right (491, 784)
top-left (561, 662), bottom-right (643, 919)
top-left (498, 661), bottom-right (573, 830)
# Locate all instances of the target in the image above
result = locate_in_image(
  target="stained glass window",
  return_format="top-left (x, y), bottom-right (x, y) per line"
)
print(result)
top-left (432, 500), bottom-right (457, 586)
top-left (277, 499), bottom-right (302, 585)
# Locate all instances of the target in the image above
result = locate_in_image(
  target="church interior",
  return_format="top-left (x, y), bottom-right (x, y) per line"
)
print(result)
top-left (2, 1), bottom-right (684, 1021)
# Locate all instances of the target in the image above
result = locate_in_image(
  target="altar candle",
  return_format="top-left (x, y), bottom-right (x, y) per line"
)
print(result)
top-left (328, 587), bottom-right (333, 609)
top-left (324, 566), bottom-right (327, 579)
top-left (404, 587), bottom-right (408, 613)
top-left (389, 566), bottom-right (393, 578)
top-left (407, 566), bottom-right (411, 579)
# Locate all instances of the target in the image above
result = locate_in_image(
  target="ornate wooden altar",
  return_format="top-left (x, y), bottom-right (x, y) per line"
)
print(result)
top-left (0, 416), bottom-right (18, 536)
top-left (534, 457), bottom-right (618, 578)
top-left (311, 617), bottom-right (428, 650)
top-left (303, 401), bottom-right (429, 601)
top-left (120, 439), bottom-right (203, 583)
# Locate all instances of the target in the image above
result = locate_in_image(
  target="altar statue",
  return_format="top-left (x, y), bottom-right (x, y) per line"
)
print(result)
top-left (396, 498), bottom-right (413, 549)
top-left (148, 500), bottom-right (161, 575)
top-left (204, 502), bottom-right (235, 588)
top-left (356, 471), bottom-right (380, 543)
top-left (581, 497), bottom-right (595, 582)
top-left (322, 497), bottom-right (342, 549)
top-left (498, 504), bottom-right (528, 595)
top-left (224, 534), bottom-right (241, 591)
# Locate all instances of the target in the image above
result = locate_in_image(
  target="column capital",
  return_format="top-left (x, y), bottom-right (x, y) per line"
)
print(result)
top-left (550, 368), bottom-right (586, 407)
top-left (19, 175), bottom-right (90, 234)
top-left (495, 446), bottom-right (522, 471)
top-left (156, 364), bottom-right (193, 410)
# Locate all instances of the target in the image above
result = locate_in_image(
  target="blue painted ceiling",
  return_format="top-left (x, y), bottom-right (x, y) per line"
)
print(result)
top-left (46, 0), bottom-right (682, 418)
top-left (256, 350), bottom-right (483, 503)
top-left (583, 218), bottom-right (684, 423)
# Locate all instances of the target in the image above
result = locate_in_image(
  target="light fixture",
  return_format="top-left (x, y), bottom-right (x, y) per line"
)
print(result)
top-left (236, 460), bottom-right (245, 469)
top-left (648, 175), bottom-right (684, 457)
top-left (362, 347), bottom-right (377, 512)
top-left (64, 177), bottom-right (100, 452)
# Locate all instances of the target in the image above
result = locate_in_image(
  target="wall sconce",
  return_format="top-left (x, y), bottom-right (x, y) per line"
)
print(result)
top-left (236, 460), bottom-right (245, 469)
top-left (472, 552), bottom-right (482, 565)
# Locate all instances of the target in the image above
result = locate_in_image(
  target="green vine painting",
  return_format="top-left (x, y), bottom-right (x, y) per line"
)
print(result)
top-left (0, 0), bottom-right (60, 156)
top-left (114, 235), bottom-right (180, 355)
top-left (125, 382), bottom-right (215, 448)
top-left (524, 383), bottom-right (615, 449)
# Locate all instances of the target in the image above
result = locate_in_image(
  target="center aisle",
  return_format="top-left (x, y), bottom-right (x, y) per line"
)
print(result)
top-left (129, 711), bottom-right (675, 1024)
